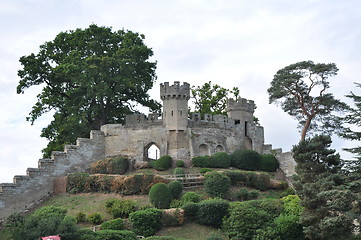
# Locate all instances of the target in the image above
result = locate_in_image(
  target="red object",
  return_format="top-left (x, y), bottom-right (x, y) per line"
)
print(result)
top-left (41, 236), bottom-right (61, 240)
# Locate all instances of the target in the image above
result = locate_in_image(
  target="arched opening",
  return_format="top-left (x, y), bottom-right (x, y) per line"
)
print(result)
top-left (199, 144), bottom-right (209, 156)
top-left (215, 145), bottom-right (224, 153)
top-left (145, 143), bottom-right (160, 161)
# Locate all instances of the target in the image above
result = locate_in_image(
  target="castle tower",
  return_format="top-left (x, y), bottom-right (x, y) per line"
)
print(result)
top-left (160, 81), bottom-right (190, 131)
top-left (227, 98), bottom-right (255, 137)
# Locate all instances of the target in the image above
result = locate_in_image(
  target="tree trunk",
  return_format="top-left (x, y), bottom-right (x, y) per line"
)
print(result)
top-left (301, 116), bottom-right (313, 141)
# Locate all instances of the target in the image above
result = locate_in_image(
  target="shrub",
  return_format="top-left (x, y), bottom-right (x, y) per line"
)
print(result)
top-left (173, 167), bottom-right (185, 177)
top-left (176, 160), bottom-right (185, 167)
top-left (162, 208), bottom-right (185, 226)
top-left (129, 208), bottom-right (163, 237)
top-left (209, 152), bottom-right (231, 168)
top-left (101, 218), bottom-right (124, 230)
top-left (180, 191), bottom-right (201, 204)
top-left (206, 233), bottom-right (225, 240)
top-left (168, 181), bottom-right (183, 199)
top-left (204, 172), bottom-right (231, 198)
top-left (237, 188), bottom-right (249, 201)
top-left (5, 212), bottom-right (24, 228)
top-left (196, 199), bottom-right (229, 227)
top-left (106, 199), bottom-right (137, 218)
top-left (191, 156), bottom-right (210, 167)
top-left (87, 212), bottom-right (103, 225)
top-left (144, 237), bottom-right (178, 240)
top-left (169, 199), bottom-right (182, 208)
top-left (182, 202), bottom-right (199, 220)
top-left (76, 212), bottom-right (87, 223)
top-left (151, 155), bottom-right (172, 171)
top-left (95, 230), bottom-right (137, 240)
top-left (248, 189), bottom-right (259, 199)
top-left (230, 149), bottom-right (262, 170)
top-left (260, 154), bottom-right (280, 172)
top-left (223, 170), bottom-right (272, 190)
top-left (149, 183), bottom-right (172, 209)
top-left (199, 168), bottom-right (213, 174)
top-left (90, 156), bottom-right (129, 174)
top-left (222, 199), bottom-right (282, 240)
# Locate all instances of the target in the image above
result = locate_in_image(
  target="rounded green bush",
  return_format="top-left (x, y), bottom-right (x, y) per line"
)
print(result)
top-left (209, 152), bottom-right (231, 168)
top-left (129, 208), bottom-right (163, 237)
top-left (260, 154), bottom-right (280, 172)
top-left (180, 191), bottom-right (202, 204)
top-left (237, 188), bottom-right (249, 201)
top-left (191, 156), bottom-right (210, 167)
top-left (173, 167), bottom-right (185, 177)
top-left (248, 189), bottom-right (259, 199)
top-left (204, 172), bottom-right (231, 198)
top-left (87, 212), bottom-right (103, 225)
top-left (151, 155), bottom-right (173, 171)
top-left (168, 181), bottom-right (183, 199)
top-left (176, 160), bottom-right (185, 167)
top-left (196, 198), bottom-right (229, 227)
top-left (149, 183), bottom-right (172, 209)
top-left (106, 199), bottom-right (137, 218)
top-left (101, 218), bottom-right (124, 230)
top-left (230, 149), bottom-right (262, 170)
top-left (95, 229), bottom-right (138, 240)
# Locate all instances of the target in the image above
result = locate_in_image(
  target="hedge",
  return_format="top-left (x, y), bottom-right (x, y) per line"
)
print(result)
top-left (151, 155), bottom-right (172, 171)
top-left (180, 192), bottom-right (202, 204)
top-left (90, 156), bottom-right (129, 175)
top-left (204, 172), bottom-right (231, 198)
top-left (260, 154), bottom-right (280, 172)
top-left (95, 230), bottom-right (137, 240)
top-left (129, 208), bottom-right (163, 237)
top-left (105, 199), bottom-right (137, 218)
top-left (168, 181), bottom-right (183, 199)
top-left (223, 170), bottom-right (272, 191)
top-left (67, 173), bottom-right (169, 195)
top-left (100, 218), bottom-right (124, 230)
top-left (196, 199), bottom-right (229, 227)
top-left (192, 152), bottom-right (230, 168)
top-left (230, 149), bottom-right (262, 170)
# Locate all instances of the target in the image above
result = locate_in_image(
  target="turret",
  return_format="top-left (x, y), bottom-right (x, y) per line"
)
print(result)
top-left (160, 81), bottom-right (190, 131)
top-left (227, 98), bottom-right (255, 136)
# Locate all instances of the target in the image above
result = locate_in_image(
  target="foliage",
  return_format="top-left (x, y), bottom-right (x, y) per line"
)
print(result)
top-left (100, 218), bottom-right (125, 230)
top-left (7, 206), bottom-right (76, 240)
top-left (151, 155), bottom-right (173, 171)
top-left (180, 191), bottom-right (202, 204)
top-left (161, 208), bottom-right (185, 227)
top-left (149, 183), bottom-right (173, 209)
top-left (223, 170), bottom-right (272, 190)
top-left (293, 135), bottom-right (357, 239)
top-left (75, 211), bottom-right (87, 223)
top-left (237, 188), bottom-right (249, 201)
top-left (90, 156), bottom-right (129, 175)
top-left (206, 233), bottom-right (225, 240)
top-left (268, 60), bottom-right (348, 140)
top-left (67, 173), bottom-right (113, 193)
top-left (195, 198), bottom-right (229, 228)
top-left (176, 160), bottom-right (185, 167)
top-left (173, 167), bottom-right (185, 177)
top-left (95, 230), bottom-right (138, 240)
top-left (230, 149), bottom-right (262, 170)
top-left (222, 199), bottom-right (282, 240)
top-left (182, 202), bottom-right (200, 220)
top-left (168, 181), bottom-right (183, 199)
top-left (209, 152), bottom-right (231, 168)
top-left (204, 172), bottom-right (231, 198)
top-left (199, 168), bottom-right (214, 174)
top-left (129, 208), bottom-right (163, 237)
top-left (191, 81), bottom-right (239, 116)
top-left (260, 154), bottom-right (279, 172)
top-left (5, 213), bottom-right (24, 228)
top-left (191, 156), bottom-right (210, 167)
top-left (87, 212), bottom-right (103, 225)
top-left (105, 199), bottom-right (137, 218)
top-left (17, 24), bottom-right (160, 157)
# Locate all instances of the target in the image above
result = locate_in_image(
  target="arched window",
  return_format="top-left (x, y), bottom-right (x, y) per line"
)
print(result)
top-left (215, 145), bottom-right (224, 152)
top-left (146, 143), bottom-right (160, 160)
top-left (199, 144), bottom-right (209, 156)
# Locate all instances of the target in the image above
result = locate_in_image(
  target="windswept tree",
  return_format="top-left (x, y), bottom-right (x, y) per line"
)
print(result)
top-left (268, 61), bottom-right (348, 140)
top-left (17, 24), bottom-right (160, 157)
top-left (191, 81), bottom-right (239, 116)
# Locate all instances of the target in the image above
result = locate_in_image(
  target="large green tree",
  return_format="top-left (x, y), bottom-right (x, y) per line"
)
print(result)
top-left (17, 24), bottom-right (160, 157)
top-left (191, 81), bottom-right (239, 116)
top-left (293, 135), bottom-right (358, 240)
top-left (268, 61), bottom-right (348, 141)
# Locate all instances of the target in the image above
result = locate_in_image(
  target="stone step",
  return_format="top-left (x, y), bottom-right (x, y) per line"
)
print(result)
top-left (13, 175), bottom-right (30, 184)
top-left (64, 144), bottom-right (79, 153)
top-left (38, 159), bottom-right (55, 170)
top-left (26, 168), bottom-right (48, 178)
top-left (0, 183), bottom-right (19, 193)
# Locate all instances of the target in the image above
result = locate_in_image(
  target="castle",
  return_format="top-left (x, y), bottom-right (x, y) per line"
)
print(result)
top-left (0, 81), bottom-right (296, 221)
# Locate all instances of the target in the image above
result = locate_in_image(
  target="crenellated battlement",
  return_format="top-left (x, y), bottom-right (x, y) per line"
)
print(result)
top-left (160, 81), bottom-right (190, 100)
top-left (227, 98), bottom-right (255, 113)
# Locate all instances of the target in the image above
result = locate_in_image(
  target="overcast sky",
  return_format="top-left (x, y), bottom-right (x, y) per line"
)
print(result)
top-left (0, 0), bottom-right (360, 183)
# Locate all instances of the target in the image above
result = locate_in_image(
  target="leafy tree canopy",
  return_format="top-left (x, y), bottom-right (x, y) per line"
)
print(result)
top-left (17, 24), bottom-right (160, 157)
top-left (190, 81), bottom-right (239, 116)
top-left (268, 60), bottom-right (348, 140)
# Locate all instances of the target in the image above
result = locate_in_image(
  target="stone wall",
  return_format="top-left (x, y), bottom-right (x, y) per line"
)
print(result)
top-left (0, 131), bottom-right (105, 222)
